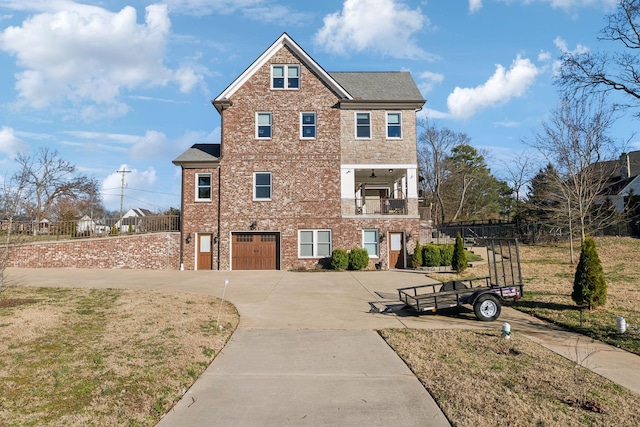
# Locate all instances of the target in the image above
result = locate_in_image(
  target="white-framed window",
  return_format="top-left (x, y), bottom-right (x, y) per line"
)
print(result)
top-left (254, 172), bottom-right (272, 200)
top-left (300, 112), bottom-right (316, 139)
top-left (386, 112), bottom-right (402, 139)
top-left (256, 112), bottom-right (272, 139)
top-left (363, 229), bottom-right (379, 257)
top-left (356, 112), bottom-right (371, 139)
top-left (272, 64), bottom-right (300, 89)
top-left (196, 173), bottom-right (212, 201)
top-left (298, 229), bottom-right (332, 258)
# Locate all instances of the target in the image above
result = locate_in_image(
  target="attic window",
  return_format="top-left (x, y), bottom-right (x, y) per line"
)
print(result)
top-left (272, 65), bottom-right (299, 89)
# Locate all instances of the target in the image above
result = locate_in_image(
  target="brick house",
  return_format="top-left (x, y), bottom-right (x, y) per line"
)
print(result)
top-left (173, 33), bottom-right (425, 270)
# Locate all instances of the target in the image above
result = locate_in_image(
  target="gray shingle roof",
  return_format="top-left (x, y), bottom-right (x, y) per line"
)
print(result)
top-left (173, 144), bottom-right (221, 164)
top-left (328, 71), bottom-right (424, 102)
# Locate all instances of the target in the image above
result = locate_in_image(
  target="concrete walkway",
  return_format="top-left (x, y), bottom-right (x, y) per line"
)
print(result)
top-left (6, 268), bottom-right (640, 426)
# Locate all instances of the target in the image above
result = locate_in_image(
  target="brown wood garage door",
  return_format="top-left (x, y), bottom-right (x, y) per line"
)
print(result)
top-left (232, 233), bottom-right (279, 270)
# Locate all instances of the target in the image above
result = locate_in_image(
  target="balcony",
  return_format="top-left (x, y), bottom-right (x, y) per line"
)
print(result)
top-left (355, 197), bottom-right (407, 215)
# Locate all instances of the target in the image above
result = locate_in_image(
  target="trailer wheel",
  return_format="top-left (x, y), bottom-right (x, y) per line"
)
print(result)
top-left (474, 294), bottom-right (501, 321)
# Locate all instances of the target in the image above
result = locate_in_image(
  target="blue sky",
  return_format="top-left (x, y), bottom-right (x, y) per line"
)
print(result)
top-left (0, 0), bottom-right (633, 212)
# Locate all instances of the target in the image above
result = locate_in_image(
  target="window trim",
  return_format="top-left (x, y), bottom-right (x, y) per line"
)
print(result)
top-left (253, 172), bottom-right (272, 201)
top-left (298, 229), bottom-right (332, 258)
top-left (256, 112), bottom-right (272, 139)
top-left (271, 64), bottom-right (300, 90)
top-left (300, 111), bottom-right (316, 139)
top-left (355, 112), bottom-right (371, 139)
top-left (363, 229), bottom-right (380, 258)
top-left (195, 173), bottom-right (212, 202)
top-left (386, 112), bottom-right (402, 139)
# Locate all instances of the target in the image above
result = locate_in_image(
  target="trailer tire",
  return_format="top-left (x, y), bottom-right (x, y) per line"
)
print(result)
top-left (474, 294), bottom-right (501, 321)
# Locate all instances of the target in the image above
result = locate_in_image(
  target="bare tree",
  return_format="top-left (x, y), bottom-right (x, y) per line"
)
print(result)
top-left (0, 172), bottom-right (29, 291)
top-left (15, 147), bottom-right (99, 232)
top-left (557, 0), bottom-right (640, 118)
top-left (526, 92), bottom-right (620, 263)
top-left (417, 119), bottom-right (470, 224)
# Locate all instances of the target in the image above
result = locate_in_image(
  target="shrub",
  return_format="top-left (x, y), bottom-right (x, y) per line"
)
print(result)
top-left (451, 232), bottom-right (467, 273)
top-left (572, 237), bottom-right (607, 310)
top-left (111, 224), bottom-right (118, 235)
top-left (329, 249), bottom-right (349, 271)
top-left (348, 247), bottom-right (369, 270)
top-left (422, 244), bottom-right (442, 267)
top-left (439, 244), bottom-right (454, 266)
top-left (411, 242), bottom-right (423, 268)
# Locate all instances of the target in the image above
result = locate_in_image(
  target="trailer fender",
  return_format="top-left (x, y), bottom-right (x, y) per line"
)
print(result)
top-left (468, 289), bottom-right (503, 306)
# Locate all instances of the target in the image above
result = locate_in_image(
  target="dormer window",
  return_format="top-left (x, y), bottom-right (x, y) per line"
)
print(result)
top-left (272, 65), bottom-right (299, 89)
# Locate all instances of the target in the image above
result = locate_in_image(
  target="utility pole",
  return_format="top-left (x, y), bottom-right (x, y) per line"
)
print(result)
top-left (116, 168), bottom-right (131, 231)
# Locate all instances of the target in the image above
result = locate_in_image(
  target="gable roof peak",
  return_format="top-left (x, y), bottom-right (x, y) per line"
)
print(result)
top-left (213, 32), bottom-right (351, 109)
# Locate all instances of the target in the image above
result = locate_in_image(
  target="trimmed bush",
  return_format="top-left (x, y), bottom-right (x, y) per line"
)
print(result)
top-left (439, 244), bottom-right (454, 266)
top-left (348, 247), bottom-right (369, 270)
top-left (572, 237), bottom-right (607, 310)
top-left (422, 244), bottom-right (442, 267)
top-left (329, 249), bottom-right (349, 271)
top-left (411, 242), bottom-right (423, 268)
top-left (451, 232), bottom-right (467, 273)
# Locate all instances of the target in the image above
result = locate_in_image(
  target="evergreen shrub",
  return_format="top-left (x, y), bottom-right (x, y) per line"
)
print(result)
top-left (329, 249), bottom-right (349, 271)
top-left (348, 247), bottom-right (370, 270)
top-left (572, 237), bottom-right (607, 310)
top-left (422, 244), bottom-right (442, 267)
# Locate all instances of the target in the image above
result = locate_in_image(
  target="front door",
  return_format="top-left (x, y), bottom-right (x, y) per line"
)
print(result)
top-left (197, 233), bottom-right (213, 270)
top-left (389, 232), bottom-right (405, 269)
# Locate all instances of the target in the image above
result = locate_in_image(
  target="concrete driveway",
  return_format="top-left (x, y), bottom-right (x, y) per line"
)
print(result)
top-left (7, 267), bottom-right (640, 426)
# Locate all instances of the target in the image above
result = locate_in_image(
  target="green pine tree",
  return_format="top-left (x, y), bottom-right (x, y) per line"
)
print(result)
top-left (451, 233), bottom-right (467, 273)
top-left (572, 237), bottom-right (607, 310)
top-left (411, 242), bottom-right (423, 268)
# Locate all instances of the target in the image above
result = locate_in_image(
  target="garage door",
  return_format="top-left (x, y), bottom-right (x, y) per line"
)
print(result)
top-left (232, 233), bottom-right (279, 270)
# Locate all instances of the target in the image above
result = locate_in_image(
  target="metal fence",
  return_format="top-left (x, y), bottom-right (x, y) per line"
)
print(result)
top-left (0, 215), bottom-right (180, 243)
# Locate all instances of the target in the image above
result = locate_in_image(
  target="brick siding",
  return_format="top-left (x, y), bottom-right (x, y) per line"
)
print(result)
top-left (6, 233), bottom-right (180, 269)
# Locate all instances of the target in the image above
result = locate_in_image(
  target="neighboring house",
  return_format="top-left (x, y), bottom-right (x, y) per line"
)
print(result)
top-left (607, 151), bottom-right (640, 212)
top-left (116, 208), bottom-right (154, 233)
top-left (77, 215), bottom-right (110, 236)
top-left (173, 33), bottom-right (425, 271)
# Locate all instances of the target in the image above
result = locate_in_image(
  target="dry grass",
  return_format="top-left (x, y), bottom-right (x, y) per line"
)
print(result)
top-left (516, 236), bottom-right (640, 354)
top-left (0, 287), bottom-right (239, 426)
top-left (381, 328), bottom-right (640, 427)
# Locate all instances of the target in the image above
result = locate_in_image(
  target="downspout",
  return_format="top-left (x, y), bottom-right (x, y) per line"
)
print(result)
top-left (179, 165), bottom-right (185, 270)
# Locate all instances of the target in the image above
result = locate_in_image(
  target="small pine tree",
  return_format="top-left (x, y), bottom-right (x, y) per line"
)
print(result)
top-left (451, 233), bottom-right (467, 273)
top-left (411, 242), bottom-right (423, 268)
top-left (572, 237), bottom-right (607, 310)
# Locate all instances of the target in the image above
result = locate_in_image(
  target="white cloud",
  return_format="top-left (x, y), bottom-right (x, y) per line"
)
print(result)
top-left (0, 3), bottom-right (204, 118)
top-left (163, 0), bottom-right (263, 15)
top-left (0, 126), bottom-right (29, 156)
top-left (553, 36), bottom-right (590, 55)
top-left (447, 55), bottom-right (540, 119)
top-left (469, 0), bottom-right (482, 13)
top-left (538, 50), bottom-right (552, 62)
top-left (544, 0), bottom-right (618, 11)
top-left (314, 0), bottom-right (429, 59)
top-left (418, 108), bottom-right (449, 120)
top-left (418, 70), bottom-right (444, 95)
top-left (101, 164), bottom-right (158, 211)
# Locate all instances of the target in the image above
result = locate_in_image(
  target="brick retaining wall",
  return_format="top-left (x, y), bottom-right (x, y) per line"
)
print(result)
top-left (6, 232), bottom-right (181, 270)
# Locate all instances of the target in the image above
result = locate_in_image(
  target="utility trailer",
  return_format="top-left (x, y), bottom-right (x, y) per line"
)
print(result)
top-left (397, 238), bottom-right (524, 321)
